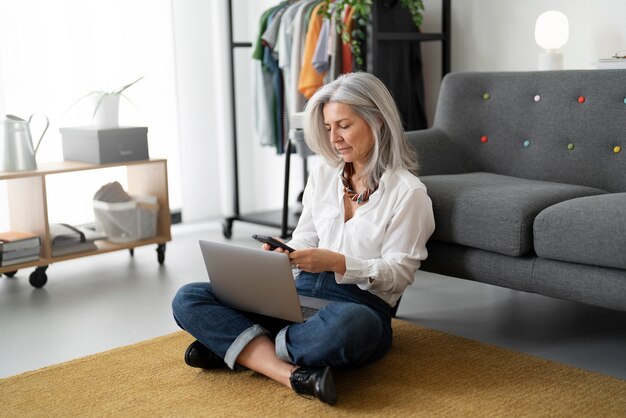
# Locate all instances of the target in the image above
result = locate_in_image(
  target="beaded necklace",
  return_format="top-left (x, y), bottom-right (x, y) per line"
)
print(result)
top-left (341, 163), bottom-right (377, 204)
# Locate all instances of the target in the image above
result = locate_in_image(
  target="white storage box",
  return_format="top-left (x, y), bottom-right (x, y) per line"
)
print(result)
top-left (93, 195), bottom-right (159, 243)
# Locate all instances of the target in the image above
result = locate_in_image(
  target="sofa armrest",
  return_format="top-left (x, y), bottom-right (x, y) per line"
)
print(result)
top-left (406, 128), bottom-right (473, 176)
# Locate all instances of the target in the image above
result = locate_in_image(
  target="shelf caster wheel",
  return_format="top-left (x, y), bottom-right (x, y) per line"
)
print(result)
top-left (29, 266), bottom-right (48, 288)
top-left (222, 219), bottom-right (233, 239)
top-left (156, 244), bottom-right (166, 265)
top-left (3, 270), bottom-right (18, 278)
top-left (129, 248), bottom-right (135, 257)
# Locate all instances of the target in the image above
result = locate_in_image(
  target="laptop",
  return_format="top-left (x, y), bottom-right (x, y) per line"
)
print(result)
top-left (199, 240), bottom-right (332, 322)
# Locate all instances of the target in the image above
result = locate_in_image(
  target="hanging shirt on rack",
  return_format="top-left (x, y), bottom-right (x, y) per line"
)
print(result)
top-left (267, 7), bottom-right (291, 153)
top-left (261, 2), bottom-right (289, 53)
top-left (253, 2), bottom-right (290, 152)
top-left (326, 6), bottom-right (343, 82)
top-left (288, 0), bottom-right (320, 114)
top-left (298, 1), bottom-right (327, 99)
top-left (252, 6), bottom-right (278, 148)
top-left (312, 15), bottom-right (330, 73)
top-left (276, 2), bottom-right (302, 118)
top-left (341, 5), bottom-right (356, 74)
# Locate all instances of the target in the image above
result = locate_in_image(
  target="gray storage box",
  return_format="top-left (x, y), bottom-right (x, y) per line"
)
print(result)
top-left (60, 126), bottom-right (149, 164)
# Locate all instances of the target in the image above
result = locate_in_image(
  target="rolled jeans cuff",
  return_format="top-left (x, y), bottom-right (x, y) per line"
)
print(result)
top-left (224, 324), bottom-right (269, 369)
top-left (275, 325), bottom-right (292, 363)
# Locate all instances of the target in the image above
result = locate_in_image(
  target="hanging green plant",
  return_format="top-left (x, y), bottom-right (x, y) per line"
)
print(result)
top-left (400, 0), bottom-right (425, 27)
top-left (320, 0), bottom-right (424, 71)
top-left (320, 0), bottom-right (369, 70)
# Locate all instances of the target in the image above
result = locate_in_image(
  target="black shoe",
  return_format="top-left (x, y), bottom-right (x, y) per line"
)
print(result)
top-left (184, 340), bottom-right (226, 369)
top-left (290, 366), bottom-right (337, 405)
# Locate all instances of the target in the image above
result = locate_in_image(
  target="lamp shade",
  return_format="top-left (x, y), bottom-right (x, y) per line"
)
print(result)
top-left (535, 11), bottom-right (569, 51)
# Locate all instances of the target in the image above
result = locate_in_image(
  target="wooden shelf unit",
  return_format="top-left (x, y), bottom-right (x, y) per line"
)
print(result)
top-left (0, 159), bottom-right (171, 283)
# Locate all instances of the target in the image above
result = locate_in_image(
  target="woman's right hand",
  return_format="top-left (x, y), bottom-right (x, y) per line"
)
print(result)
top-left (261, 243), bottom-right (290, 253)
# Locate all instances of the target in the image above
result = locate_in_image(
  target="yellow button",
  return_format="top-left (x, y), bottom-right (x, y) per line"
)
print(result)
top-left (483, 93), bottom-right (490, 100)
top-left (567, 143), bottom-right (575, 150)
top-left (614, 146), bottom-right (622, 154)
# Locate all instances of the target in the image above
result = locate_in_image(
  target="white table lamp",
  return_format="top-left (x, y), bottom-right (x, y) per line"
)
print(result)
top-left (535, 10), bottom-right (569, 70)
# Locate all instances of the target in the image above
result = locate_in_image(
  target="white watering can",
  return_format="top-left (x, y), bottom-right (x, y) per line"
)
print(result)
top-left (0, 114), bottom-right (49, 172)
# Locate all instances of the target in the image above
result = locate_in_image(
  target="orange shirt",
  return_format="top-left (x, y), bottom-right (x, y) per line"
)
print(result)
top-left (298, 2), bottom-right (326, 99)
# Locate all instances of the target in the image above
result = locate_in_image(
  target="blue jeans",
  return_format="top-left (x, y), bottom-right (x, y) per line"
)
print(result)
top-left (171, 271), bottom-right (393, 370)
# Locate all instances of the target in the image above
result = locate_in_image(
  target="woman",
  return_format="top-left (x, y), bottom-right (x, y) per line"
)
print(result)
top-left (172, 72), bottom-right (435, 405)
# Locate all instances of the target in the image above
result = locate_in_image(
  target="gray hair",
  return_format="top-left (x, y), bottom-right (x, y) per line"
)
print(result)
top-left (303, 72), bottom-right (417, 190)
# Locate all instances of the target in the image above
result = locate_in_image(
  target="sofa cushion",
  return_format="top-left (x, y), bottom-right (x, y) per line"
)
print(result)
top-left (421, 172), bottom-right (606, 257)
top-left (534, 193), bottom-right (626, 269)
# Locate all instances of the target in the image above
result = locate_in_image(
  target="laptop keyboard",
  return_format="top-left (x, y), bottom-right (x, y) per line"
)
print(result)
top-left (301, 306), bottom-right (319, 319)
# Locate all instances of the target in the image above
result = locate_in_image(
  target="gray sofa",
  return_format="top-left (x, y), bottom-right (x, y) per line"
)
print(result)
top-left (407, 70), bottom-right (626, 312)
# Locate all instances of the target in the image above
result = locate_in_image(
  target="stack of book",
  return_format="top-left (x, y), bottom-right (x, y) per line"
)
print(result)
top-left (593, 58), bottom-right (626, 69)
top-left (0, 231), bottom-right (41, 267)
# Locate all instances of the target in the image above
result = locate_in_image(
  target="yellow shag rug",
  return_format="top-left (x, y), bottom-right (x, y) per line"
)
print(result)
top-left (2, 319), bottom-right (625, 417)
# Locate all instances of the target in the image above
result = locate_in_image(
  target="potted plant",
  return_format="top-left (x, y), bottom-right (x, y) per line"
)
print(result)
top-left (66, 76), bottom-right (144, 129)
top-left (91, 76), bottom-right (144, 129)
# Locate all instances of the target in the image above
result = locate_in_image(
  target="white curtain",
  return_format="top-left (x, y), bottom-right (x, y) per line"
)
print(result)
top-left (0, 0), bottom-right (183, 228)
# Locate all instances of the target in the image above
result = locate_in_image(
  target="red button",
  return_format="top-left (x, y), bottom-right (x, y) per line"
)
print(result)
top-left (480, 135), bottom-right (488, 143)
top-left (578, 96), bottom-right (586, 103)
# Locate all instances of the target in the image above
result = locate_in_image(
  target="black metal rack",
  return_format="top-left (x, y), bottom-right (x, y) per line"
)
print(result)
top-left (222, 0), bottom-right (451, 240)
top-left (222, 0), bottom-right (303, 240)
top-left (369, 0), bottom-right (450, 77)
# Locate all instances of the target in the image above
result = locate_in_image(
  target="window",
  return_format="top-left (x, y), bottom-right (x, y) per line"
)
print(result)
top-left (0, 0), bottom-right (181, 228)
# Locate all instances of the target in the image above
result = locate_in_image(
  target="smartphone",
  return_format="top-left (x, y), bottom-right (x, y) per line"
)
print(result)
top-left (252, 234), bottom-right (295, 252)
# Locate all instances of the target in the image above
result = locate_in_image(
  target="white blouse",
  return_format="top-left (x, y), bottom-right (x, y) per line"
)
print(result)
top-left (288, 163), bottom-right (435, 307)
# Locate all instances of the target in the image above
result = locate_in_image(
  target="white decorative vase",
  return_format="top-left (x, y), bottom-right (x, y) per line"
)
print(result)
top-left (92, 93), bottom-right (121, 129)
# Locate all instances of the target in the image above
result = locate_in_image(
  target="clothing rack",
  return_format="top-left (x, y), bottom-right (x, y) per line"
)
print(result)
top-left (222, 0), bottom-right (302, 239)
top-left (222, 0), bottom-right (451, 240)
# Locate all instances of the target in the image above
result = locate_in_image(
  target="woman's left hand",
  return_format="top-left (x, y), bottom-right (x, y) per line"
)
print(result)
top-left (289, 248), bottom-right (346, 274)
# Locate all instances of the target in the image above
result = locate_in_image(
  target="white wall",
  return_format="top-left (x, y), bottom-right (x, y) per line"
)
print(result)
top-left (419, 0), bottom-right (626, 125)
top-left (450, 0), bottom-right (626, 74)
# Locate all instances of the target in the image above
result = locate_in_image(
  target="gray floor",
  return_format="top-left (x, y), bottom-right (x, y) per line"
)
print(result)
top-left (1, 220), bottom-right (625, 381)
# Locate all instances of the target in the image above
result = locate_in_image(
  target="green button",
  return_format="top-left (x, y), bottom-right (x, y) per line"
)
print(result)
top-left (567, 143), bottom-right (575, 150)
top-left (523, 140), bottom-right (531, 148)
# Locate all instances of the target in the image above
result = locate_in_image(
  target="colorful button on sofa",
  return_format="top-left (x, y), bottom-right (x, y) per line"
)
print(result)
top-left (408, 70), bottom-right (626, 311)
